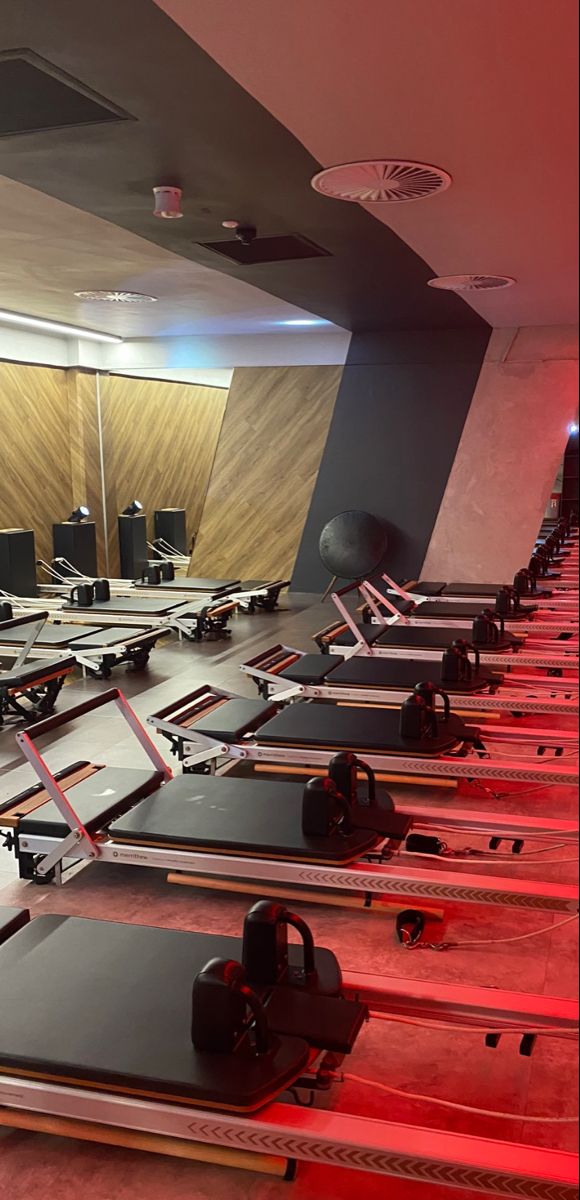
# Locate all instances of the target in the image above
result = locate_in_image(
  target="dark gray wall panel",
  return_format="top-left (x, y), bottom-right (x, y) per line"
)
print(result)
top-left (292, 327), bottom-right (491, 590)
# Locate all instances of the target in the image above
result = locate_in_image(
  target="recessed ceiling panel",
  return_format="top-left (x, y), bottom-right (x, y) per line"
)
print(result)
top-left (0, 50), bottom-right (131, 137)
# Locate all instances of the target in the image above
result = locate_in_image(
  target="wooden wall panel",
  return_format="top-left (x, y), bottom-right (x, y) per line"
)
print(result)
top-left (189, 366), bottom-right (341, 581)
top-left (99, 375), bottom-right (228, 576)
top-left (66, 370), bottom-right (107, 573)
top-left (0, 361), bottom-right (73, 569)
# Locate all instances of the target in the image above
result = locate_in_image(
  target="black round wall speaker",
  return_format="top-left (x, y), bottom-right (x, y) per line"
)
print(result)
top-left (319, 510), bottom-right (389, 579)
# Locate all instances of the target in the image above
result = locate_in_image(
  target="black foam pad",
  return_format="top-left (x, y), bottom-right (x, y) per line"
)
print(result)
top-left (0, 916), bottom-right (311, 1110)
top-left (18, 767), bottom-right (164, 838)
top-left (257, 702), bottom-right (469, 755)
top-left (280, 655), bottom-right (345, 685)
top-left (410, 582), bottom-right (446, 596)
top-left (110, 774), bottom-right (378, 863)
top-left (319, 511), bottom-right (389, 579)
top-left (193, 699), bottom-right (278, 742)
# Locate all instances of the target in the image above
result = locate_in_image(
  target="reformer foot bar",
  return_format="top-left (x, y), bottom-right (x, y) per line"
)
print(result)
top-left (0, 613), bottom-right (76, 725)
top-left (148, 685), bottom-right (579, 788)
top-left (4, 692), bottom-right (577, 922)
top-left (0, 906), bottom-right (577, 1195)
top-left (405, 579), bottom-right (579, 609)
top-left (0, 607), bottom-right (169, 680)
top-left (242, 644), bottom-right (580, 718)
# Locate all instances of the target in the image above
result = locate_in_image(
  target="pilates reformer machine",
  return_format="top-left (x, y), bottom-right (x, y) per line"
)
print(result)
top-left (0, 904), bottom-right (577, 1195)
top-left (241, 642), bottom-right (579, 718)
top-left (314, 598), bottom-right (579, 673)
top-left (38, 557), bottom-right (291, 615)
top-left (351, 576), bottom-right (577, 637)
top-left (0, 603), bottom-right (169, 680)
top-left (2, 578), bottom-right (235, 645)
top-left (0, 612), bottom-right (76, 726)
top-left (147, 683), bottom-right (578, 788)
top-left (2, 690), bottom-right (578, 928)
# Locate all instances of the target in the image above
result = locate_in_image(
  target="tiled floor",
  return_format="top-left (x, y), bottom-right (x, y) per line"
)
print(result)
top-left (0, 593), bottom-right (577, 1199)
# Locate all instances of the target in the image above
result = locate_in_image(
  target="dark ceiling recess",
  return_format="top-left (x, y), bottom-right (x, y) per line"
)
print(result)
top-left (200, 234), bottom-right (331, 266)
top-left (0, 49), bottom-right (132, 137)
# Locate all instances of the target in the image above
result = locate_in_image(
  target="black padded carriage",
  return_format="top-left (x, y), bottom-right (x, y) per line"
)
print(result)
top-left (110, 774), bottom-right (379, 862)
top-left (64, 596), bottom-right (183, 616)
top-left (134, 578), bottom-right (240, 596)
top-left (411, 601), bottom-right (538, 621)
top-left (0, 623), bottom-right (104, 647)
top-left (255, 702), bottom-right (474, 755)
top-left (0, 914), bottom-right (365, 1109)
top-left (18, 766), bottom-right (164, 838)
top-left (69, 627), bottom-right (162, 649)
top-left (279, 654), bottom-right (504, 693)
top-left (412, 581), bottom-right (553, 600)
top-left (331, 622), bottom-right (523, 652)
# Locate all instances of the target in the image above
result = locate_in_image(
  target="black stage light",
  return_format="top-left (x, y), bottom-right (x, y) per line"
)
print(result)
top-left (67, 505), bottom-right (90, 523)
top-left (122, 500), bottom-right (143, 517)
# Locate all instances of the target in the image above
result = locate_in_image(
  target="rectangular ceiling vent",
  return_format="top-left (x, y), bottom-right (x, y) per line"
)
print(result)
top-left (199, 234), bottom-right (331, 266)
top-left (0, 49), bottom-right (133, 137)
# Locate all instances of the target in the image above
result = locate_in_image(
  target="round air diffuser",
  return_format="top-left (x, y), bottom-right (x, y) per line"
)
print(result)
top-left (428, 275), bottom-right (516, 292)
top-left (74, 291), bottom-right (158, 303)
top-left (319, 511), bottom-right (389, 580)
top-left (311, 160), bottom-right (451, 203)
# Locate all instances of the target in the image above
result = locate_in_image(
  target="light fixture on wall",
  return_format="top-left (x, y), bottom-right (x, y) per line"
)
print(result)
top-left (67, 505), bottom-right (90, 523)
top-left (568, 422), bottom-right (579, 436)
top-left (0, 308), bottom-right (123, 343)
top-left (122, 500), bottom-right (143, 516)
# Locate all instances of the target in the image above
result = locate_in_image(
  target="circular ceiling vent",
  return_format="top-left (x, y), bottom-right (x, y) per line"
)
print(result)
top-left (428, 274), bottom-right (516, 292)
top-left (311, 159), bottom-right (452, 203)
top-left (74, 290), bottom-right (158, 303)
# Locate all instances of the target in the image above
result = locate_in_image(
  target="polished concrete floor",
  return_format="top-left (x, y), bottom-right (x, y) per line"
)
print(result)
top-left (0, 594), bottom-right (577, 1199)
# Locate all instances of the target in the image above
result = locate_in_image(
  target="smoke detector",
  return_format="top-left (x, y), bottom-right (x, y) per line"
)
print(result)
top-left (74, 290), bottom-right (158, 303)
top-left (428, 274), bottom-right (516, 292)
top-left (153, 186), bottom-right (183, 219)
top-left (311, 160), bottom-right (451, 203)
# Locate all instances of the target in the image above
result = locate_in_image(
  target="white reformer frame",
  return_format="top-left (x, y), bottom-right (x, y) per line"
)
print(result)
top-left (0, 1058), bottom-right (578, 1197)
top-left (148, 685), bottom-right (580, 787)
top-left (399, 582), bottom-right (579, 611)
top-left (241, 643), bottom-right (580, 717)
top-left (0, 603), bottom-right (168, 677)
top-left (10, 691), bottom-right (579, 915)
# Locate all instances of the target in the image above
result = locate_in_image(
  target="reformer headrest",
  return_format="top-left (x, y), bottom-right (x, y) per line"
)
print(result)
top-left (69, 583), bottom-right (94, 607)
top-left (302, 776), bottom-right (353, 839)
top-left (242, 901), bottom-right (317, 987)
top-left (399, 692), bottom-right (438, 740)
top-left (191, 957), bottom-right (270, 1055)
top-left (0, 601), bottom-right (13, 622)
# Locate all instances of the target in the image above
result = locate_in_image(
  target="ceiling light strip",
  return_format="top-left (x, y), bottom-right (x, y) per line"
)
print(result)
top-left (0, 309), bottom-right (123, 344)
